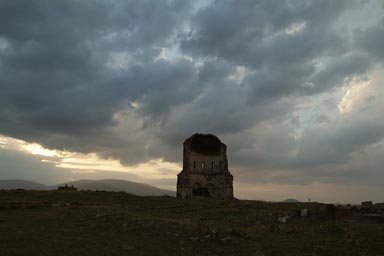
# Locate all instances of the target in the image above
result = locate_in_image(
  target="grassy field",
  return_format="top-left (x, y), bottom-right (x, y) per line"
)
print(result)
top-left (0, 190), bottom-right (383, 256)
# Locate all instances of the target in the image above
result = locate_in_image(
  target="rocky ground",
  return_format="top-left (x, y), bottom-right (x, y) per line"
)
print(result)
top-left (0, 190), bottom-right (383, 256)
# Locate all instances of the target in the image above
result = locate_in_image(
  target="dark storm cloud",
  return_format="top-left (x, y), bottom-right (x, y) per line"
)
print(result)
top-left (228, 88), bottom-right (384, 187)
top-left (0, 0), bottom-right (193, 155)
top-left (181, 0), bottom-right (371, 102)
top-left (0, 0), bottom-right (383, 189)
top-left (122, 58), bottom-right (199, 118)
top-left (295, 118), bottom-right (384, 167)
top-left (310, 52), bottom-right (373, 92)
top-left (181, 0), bottom-right (359, 66)
top-left (355, 24), bottom-right (384, 61)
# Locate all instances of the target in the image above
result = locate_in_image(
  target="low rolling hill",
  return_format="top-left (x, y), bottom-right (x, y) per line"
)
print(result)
top-left (52, 179), bottom-right (175, 197)
top-left (0, 179), bottom-right (175, 197)
top-left (0, 179), bottom-right (48, 190)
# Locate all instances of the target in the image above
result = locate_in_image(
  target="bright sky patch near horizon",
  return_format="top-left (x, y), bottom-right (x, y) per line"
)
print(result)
top-left (0, 0), bottom-right (384, 204)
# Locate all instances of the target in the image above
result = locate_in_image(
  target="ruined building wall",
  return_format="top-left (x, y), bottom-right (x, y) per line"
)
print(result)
top-left (177, 133), bottom-right (234, 199)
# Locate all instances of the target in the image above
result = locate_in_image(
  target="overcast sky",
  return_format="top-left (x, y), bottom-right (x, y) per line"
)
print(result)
top-left (0, 0), bottom-right (384, 203)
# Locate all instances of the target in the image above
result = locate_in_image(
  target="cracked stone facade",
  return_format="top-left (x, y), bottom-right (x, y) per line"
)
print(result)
top-left (177, 133), bottom-right (234, 199)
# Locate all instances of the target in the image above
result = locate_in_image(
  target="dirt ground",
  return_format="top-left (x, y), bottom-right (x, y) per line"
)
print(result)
top-left (0, 190), bottom-right (383, 256)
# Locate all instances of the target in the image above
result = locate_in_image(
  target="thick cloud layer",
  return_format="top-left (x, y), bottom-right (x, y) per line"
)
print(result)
top-left (0, 0), bottom-right (383, 190)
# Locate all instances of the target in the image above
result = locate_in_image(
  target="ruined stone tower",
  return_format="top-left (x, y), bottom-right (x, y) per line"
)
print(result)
top-left (177, 133), bottom-right (234, 199)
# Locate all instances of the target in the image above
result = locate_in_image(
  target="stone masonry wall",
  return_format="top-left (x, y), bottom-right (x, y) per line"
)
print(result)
top-left (177, 134), bottom-right (233, 199)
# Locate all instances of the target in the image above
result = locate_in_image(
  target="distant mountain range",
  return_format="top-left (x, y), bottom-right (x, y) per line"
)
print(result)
top-left (0, 179), bottom-right (175, 197)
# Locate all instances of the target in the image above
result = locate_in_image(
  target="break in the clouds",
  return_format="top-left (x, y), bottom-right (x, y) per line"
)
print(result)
top-left (0, 0), bottom-right (383, 202)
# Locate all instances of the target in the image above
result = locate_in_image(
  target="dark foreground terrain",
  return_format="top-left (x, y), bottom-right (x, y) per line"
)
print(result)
top-left (0, 190), bottom-right (383, 256)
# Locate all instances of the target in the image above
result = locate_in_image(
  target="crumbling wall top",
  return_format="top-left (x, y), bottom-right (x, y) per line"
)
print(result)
top-left (184, 133), bottom-right (225, 155)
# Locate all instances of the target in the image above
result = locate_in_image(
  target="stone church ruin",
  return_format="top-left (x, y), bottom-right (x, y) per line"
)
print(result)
top-left (177, 133), bottom-right (234, 199)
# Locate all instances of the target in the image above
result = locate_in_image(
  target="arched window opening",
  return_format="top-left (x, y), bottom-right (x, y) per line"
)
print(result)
top-left (219, 161), bottom-right (222, 168)
top-left (193, 161), bottom-right (196, 169)
top-left (201, 161), bottom-right (205, 169)
top-left (211, 161), bottom-right (214, 170)
top-left (192, 183), bottom-right (210, 197)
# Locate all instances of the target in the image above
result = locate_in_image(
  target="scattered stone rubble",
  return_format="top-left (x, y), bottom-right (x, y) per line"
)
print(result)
top-left (273, 201), bottom-right (384, 224)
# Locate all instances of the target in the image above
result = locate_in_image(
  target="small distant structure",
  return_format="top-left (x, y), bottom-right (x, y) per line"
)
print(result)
top-left (177, 133), bottom-right (234, 199)
top-left (361, 201), bottom-right (374, 207)
top-left (57, 184), bottom-right (78, 191)
top-left (361, 200), bottom-right (374, 213)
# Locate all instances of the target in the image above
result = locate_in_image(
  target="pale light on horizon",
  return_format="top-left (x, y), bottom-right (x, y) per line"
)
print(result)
top-left (0, 134), bottom-right (180, 183)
